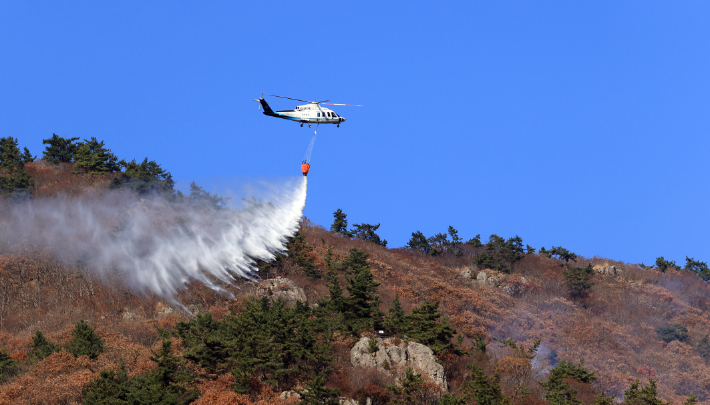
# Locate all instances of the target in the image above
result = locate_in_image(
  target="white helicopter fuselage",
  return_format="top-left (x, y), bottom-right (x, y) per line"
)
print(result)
top-left (259, 99), bottom-right (345, 125)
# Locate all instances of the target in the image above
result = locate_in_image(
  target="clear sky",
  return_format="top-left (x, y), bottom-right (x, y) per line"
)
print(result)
top-left (1, 2), bottom-right (709, 266)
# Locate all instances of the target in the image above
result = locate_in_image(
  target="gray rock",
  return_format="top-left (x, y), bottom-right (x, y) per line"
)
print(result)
top-left (255, 277), bottom-right (307, 303)
top-left (477, 271), bottom-right (501, 287)
top-left (594, 264), bottom-right (623, 276)
top-left (279, 390), bottom-right (301, 400)
top-left (460, 267), bottom-right (475, 279)
top-left (350, 337), bottom-right (447, 390)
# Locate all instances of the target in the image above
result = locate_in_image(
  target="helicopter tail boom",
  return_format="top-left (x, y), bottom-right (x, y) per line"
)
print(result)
top-left (259, 98), bottom-right (275, 115)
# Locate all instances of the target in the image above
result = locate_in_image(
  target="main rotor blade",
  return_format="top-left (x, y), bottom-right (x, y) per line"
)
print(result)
top-left (269, 95), bottom-right (312, 103)
top-left (322, 103), bottom-right (363, 106)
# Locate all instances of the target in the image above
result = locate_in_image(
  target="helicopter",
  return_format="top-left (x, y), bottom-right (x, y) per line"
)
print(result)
top-left (253, 94), bottom-right (361, 128)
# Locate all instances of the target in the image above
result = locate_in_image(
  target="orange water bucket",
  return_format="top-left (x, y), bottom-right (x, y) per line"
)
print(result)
top-left (301, 163), bottom-right (310, 176)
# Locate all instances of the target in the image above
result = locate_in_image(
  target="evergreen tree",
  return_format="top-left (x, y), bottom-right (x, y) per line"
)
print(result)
top-left (67, 320), bottom-right (105, 360)
top-left (28, 330), bottom-right (61, 362)
top-left (622, 380), bottom-right (668, 405)
top-left (296, 372), bottom-right (342, 405)
top-left (343, 249), bottom-right (382, 328)
top-left (406, 300), bottom-right (459, 355)
top-left (467, 234), bottom-right (482, 247)
top-left (188, 182), bottom-right (228, 210)
top-left (547, 246), bottom-right (578, 268)
top-left (0, 349), bottom-right (17, 383)
top-left (83, 341), bottom-right (199, 405)
top-left (387, 367), bottom-right (426, 405)
top-left (109, 158), bottom-right (175, 196)
top-left (474, 234), bottom-right (525, 273)
top-left (542, 359), bottom-right (597, 405)
top-left (696, 334), bottom-right (710, 361)
top-left (526, 245), bottom-right (536, 254)
top-left (330, 208), bottom-right (352, 237)
top-left (654, 257), bottom-right (680, 272)
top-left (72, 137), bottom-right (120, 174)
top-left (448, 226), bottom-right (464, 256)
top-left (439, 394), bottom-right (467, 405)
top-left (448, 226), bottom-right (462, 245)
top-left (173, 312), bottom-right (230, 373)
top-left (324, 247), bottom-right (346, 313)
top-left (287, 233), bottom-right (320, 278)
top-left (656, 324), bottom-right (689, 343)
top-left (459, 365), bottom-right (510, 405)
top-left (407, 231), bottom-right (431, 254)
top-left (563, 264), bottom-right (594, 299)
top-left (384, 293), bottom-right (406, 336)
top-left (0, 136), bottom-right (34, 198)
top-left (352, 223), bottom-right (387, 247)
top-left (683, 395), bottom-right (698, 405)
top-left (42, 133), bottom-right (79, 163)
top-left (685, 257), bottom-right (710, 281)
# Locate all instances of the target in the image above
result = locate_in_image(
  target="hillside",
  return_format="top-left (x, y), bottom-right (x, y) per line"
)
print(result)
top-left (0, 136), bottom-right (709, 404)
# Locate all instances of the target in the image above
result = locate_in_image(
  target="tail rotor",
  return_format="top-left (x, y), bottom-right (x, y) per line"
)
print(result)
top-left (253, 93), bottom-right (264, 111)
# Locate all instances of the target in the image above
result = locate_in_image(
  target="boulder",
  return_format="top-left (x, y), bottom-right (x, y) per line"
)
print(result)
top-left (593, 264), bottom-right (623, 276)
top-left (350, 337), bottom-right (447, 390)
top-left (477, 271), bottom-right (501, 287)
top-left (279, 390), bottom-right (301, 400)
top-left (459, 267), bottom-right (475, 279)
top-left (255, 277), bottom-right (307, 303)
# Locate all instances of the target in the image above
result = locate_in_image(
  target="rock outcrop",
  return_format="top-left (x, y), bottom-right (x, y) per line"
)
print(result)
top-left (593, 264), bottom-right (623, 276)
top-left (255, 277), bottom-right (306, 303)
top-left (350, 337), bottom-right (447, 390)
top-left (477, 271), bottom-right (501, 287)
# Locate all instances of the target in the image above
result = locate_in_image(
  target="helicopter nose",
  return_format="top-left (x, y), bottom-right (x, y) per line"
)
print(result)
top-left (340, 117), bottom-right (346, 122)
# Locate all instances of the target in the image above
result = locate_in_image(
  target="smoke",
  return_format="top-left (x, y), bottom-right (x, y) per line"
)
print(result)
top-left (0, 177), bottom-right (308, 303)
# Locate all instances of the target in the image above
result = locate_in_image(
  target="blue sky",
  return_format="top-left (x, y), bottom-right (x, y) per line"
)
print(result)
top-left (1, 2), bottom-right (709, 265)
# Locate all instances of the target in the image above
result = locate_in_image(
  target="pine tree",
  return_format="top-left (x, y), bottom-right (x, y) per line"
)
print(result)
top-left (697, 334), bottom-right (710, 361)
top-left (654, 257), bottom-right (680, 272)
top-left (467, 234), bottom-right (482, 247)
top-left (0, 136), bottom-right (34, 198)
top-left (656, 324), bottom-right (689, 343)
top-left (474, 234), bottom-right (526, 273)
top-left (460, 365), bottom-right (510, 405)
top-left (0, 349), bottom-right (17, 382)
top-left (188, 182), bottom-right (228, 210)
top-left (343, 249), bottom-right (381, 329)
top-left (67, 320), bottom-right (105, 360)
top-left (387, 367), bottom-right (426, 405)
top-left (28, 330), bottom-right (61, 362)
top-left (286, 233), bottom-right (320, 278)
top-left (542, 359), bottom-right (597, 405)
top-left (324, 247), bottom-right (346, 313)
top-left (407, 231), bottom-right (431, 254)
top-left (563, 264), bottom-right (594, 299)
top-left (73, 137), bottom-right (120, 174)
top-left (109, 158), bottom-right (175, 196)
top-left (42, 133), bottom-right (79, 163)
top-left (352, 223), bottom-right (387, 247)
top-left (330, 208), bottom-right (352, 237)
top-left (296, 372), bottom-right (342, 405)
top-left (685, 257), bottom-right (710, 281)
top-left (406, 300), bottom-right (459, 355)
top-left (622, 380), bottom-right (668, 405)
top-left (384, 293), bottom-right (406, 336)
top-left (173, 312), bottom-right (230, 373)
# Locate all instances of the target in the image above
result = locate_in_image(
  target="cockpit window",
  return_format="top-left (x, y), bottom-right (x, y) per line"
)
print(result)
top-left (332, 112), bottom-right (338, 117)
top-left (317, 112), bottom-right (320, 117)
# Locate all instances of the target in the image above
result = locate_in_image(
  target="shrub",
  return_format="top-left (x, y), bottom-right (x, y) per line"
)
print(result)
top-left (67, 320), bottom-right (105, 360)
top-left (563, 264), bottom-right (594, 299)
top-left (656, 324), bottom-right (689, 343)
top-left (28, 331), bottom-right (61, 362)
